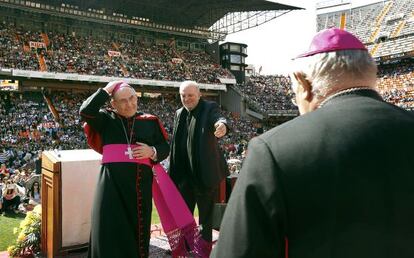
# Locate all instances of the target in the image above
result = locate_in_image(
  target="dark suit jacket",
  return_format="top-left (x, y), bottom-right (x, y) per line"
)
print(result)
top-left (169, 99), bottom-right (229, 190)
top-left (212, 90), bottom-right (414, 258)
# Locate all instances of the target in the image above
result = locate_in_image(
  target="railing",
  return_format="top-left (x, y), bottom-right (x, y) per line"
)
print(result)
top-left (368, 1), bottom-right (394, 43)
top-left (370, 43), bottom-right (381, 56)
top-left (6, 68), bottom-right (227, 91)
top-left (390, 20), bottom-right (407, 38)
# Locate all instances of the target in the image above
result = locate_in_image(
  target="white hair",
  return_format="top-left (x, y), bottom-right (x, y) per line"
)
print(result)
top-left (290, 50), bottom-right (378, 99)
top-left (179, 80), bottom-right (200, 93)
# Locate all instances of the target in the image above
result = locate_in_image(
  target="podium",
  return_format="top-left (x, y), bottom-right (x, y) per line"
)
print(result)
top-left (41, 149), bottom-right (101, 257)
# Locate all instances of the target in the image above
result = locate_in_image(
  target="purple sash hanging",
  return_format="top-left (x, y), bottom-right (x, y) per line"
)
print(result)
top-left (102, 144), bottom-right (211, 257)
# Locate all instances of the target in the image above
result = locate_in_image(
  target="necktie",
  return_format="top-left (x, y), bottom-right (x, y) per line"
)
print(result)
top-left (186, 112), bottom-right (192, 128)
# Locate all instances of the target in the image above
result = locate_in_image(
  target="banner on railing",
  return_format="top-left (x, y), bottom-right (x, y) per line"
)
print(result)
top-left (108, 50), bottom-right (121, 57)
top-left (29, 41), bottom-right (46, 49)
top-left (218, 77), bottom-right (237, 84)
top-left (171, 58), bottom-right (183, 64)
top-left (268, 109), bottom-right (299, 117)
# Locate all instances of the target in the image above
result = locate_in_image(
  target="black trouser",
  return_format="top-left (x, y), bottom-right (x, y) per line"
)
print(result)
top-left (178, 180), bottom-right (217, 242)
top-left (3, 196), bottom-right (21, 211)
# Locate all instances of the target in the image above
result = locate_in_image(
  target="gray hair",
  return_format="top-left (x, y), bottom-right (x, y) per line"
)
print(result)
top-left (291, 50), bottom-right (378, 99)
top-left (179, 80), bottom-right (200, 92)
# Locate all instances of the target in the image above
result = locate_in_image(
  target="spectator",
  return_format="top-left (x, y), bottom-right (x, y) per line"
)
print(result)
top-left (0, 163), bottom-right (10, 180)
top-left (2, 179), bottom-right (21, 214)
top-left (26, 181), bottom-right (41, 211)
top-left (0, 177), bottom-right (3, 213)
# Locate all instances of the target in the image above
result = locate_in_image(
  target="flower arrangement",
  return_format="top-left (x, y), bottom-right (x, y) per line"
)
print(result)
top-left (7, 205), bottom-right (41, 257)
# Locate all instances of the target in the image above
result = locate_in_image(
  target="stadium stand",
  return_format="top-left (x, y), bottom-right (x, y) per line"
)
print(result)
top-left (317, 2), bottom-right (384, 42)
top-left (316, 0), bottom-right (414, 112)
top-left (235, 75), bottom-right (297, 113)
top-left (377, 59), bottom-right (414, 110)
top-left (0, 22), bottom-right (234, 84)
top-left (316, 0), bottom-right (414, 58)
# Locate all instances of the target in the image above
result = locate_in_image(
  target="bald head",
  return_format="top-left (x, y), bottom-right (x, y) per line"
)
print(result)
top-left (112, 85), bottom-right (136, 100)
top-left (179, 81), bottom-right (201, 111)
top-left (179, 81), bottom-right (199, 92)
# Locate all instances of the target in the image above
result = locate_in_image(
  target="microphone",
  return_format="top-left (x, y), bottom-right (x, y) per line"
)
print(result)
top-left (54, 149), bottom-right (61, 158)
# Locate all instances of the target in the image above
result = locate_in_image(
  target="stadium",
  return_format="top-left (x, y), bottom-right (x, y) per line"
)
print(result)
top-left (0, 0), bottom-right (413, 257)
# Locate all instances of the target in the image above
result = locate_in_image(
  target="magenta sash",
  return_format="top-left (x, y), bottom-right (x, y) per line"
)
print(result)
top-left (102, 144), bottom-right (211, 257)
top-left (102, 144), bottom-right (152, 165)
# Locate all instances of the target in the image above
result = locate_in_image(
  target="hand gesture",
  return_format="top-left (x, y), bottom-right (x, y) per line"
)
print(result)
top-left (133, 142), bottom-right (155, 159)
top-left (103, 81), bottom-right (124, 96)
top-left (214, 122), bottom-right (227, 138)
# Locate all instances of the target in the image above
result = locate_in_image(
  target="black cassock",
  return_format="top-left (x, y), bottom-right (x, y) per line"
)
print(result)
top-left (80, 88), bottom-right (169, 258)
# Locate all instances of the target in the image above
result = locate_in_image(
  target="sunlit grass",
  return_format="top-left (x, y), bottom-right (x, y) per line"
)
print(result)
top-left (0, 213), bottom-right (25, 251)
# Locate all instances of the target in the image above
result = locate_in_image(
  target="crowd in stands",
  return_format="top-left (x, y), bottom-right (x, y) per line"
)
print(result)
top-left (0, 90), bottom-right (86, 215)
top-left (0, 91), bottom-right (88, 169)
top-left (378, 61), bottom-right (414, 110)
top-left (381, 87), bottom-right (414, 110)
top-left (0, 22), bottom-right (40, 71)
top-left (234, 64), bottom-right (414, 115)
top-left (0, 22), bottom-right (234, 84)
top-left (237, 75), bottom-right (297, 113)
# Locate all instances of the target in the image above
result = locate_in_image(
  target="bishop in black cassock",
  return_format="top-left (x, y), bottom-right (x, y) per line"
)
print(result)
top-left (80, 81), bottom-right (169, 258)
top-left (212, 28), bottom-right (414, 258)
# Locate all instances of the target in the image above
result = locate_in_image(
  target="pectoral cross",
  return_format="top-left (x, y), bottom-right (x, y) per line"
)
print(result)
top-left (125, 146), bottom-right (133, 159)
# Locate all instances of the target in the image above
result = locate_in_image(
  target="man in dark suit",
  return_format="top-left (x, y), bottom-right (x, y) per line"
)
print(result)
top-left (169, 80), bottom-right (229, 251)
top-left (212, 28), bottom-right (414, 258)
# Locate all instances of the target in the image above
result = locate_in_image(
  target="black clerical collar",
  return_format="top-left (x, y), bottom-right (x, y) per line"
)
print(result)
top-left (318, 87), bottom-right (381, 108)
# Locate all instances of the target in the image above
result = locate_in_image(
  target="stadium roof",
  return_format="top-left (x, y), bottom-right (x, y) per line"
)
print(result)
top-left (46, 0), bottom-right (302, 28)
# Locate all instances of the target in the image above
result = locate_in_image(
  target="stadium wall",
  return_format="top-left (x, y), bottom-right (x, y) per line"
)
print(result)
top-left (220, 86), bottom-right (243, 114)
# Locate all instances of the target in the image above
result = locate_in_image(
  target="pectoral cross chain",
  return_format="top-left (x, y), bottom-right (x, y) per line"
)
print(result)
top-left (119, 116), bottom-right (136, 160)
